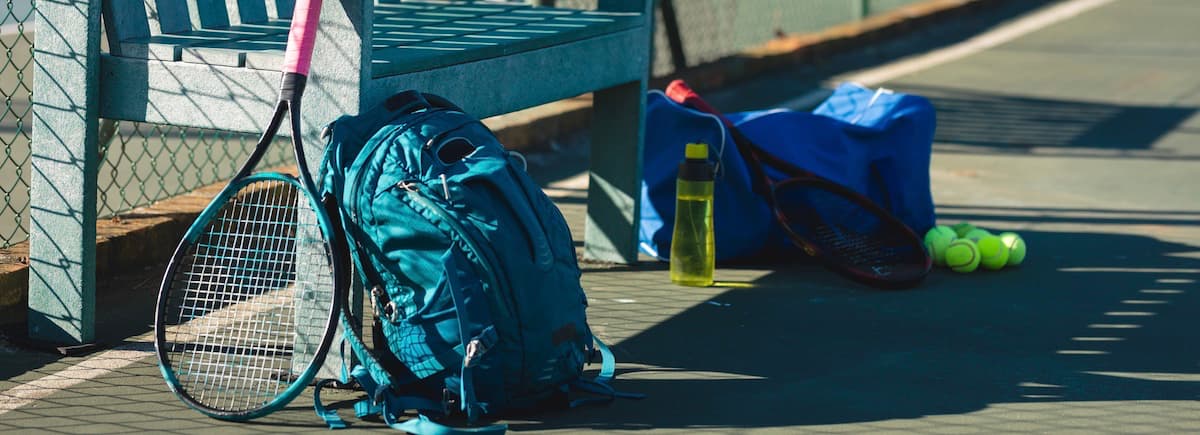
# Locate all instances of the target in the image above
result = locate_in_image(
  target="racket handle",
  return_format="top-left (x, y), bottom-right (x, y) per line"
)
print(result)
top-left (282, 0), bottom-right (324, 76)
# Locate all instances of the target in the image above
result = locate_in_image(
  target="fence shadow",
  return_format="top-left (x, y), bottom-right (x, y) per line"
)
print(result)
top-left (516, 206), bottom-right (1200, 431)
top-left (900, 85), bottom-right (1198, 159)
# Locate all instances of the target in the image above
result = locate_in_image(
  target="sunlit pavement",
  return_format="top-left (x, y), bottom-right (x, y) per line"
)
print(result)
top-left (3, 0), bottom-right (1199, 433)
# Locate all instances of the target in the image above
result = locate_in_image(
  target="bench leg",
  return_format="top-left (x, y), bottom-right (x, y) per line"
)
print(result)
top-left (583, 79), bottom-right (646, 264)
top-left (28, 0), bottom-right (103, 344)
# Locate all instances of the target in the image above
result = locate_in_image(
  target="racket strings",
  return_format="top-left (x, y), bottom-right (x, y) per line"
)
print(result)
top-left (775, 183), bottom-right (923, 273)
top-left (163, 179), bottom-right (335, 412)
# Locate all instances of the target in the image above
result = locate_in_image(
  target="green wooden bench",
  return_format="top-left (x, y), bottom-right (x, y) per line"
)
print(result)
top-left (29, 0), bottom-right (652, 344)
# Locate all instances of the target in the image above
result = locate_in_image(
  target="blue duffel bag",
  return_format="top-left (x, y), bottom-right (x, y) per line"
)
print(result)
top-left (639, 82), bottom-right (937, 262)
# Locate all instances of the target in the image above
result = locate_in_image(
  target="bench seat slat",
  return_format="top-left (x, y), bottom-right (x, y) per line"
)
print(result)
top-left (120, 25), bottom-right (289, 60)
top-left (100, 23), bottom-right (646, 130)
top-left (110, 1), bottom-right (643, 77)
top-left (183, 39), bottom-right (287, 67)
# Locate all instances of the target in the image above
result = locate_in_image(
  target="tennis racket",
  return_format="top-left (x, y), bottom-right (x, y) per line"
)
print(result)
top-left (154, 0), bottom-right (346, 420)
top-left (665, 80), bottom-right (931, 288)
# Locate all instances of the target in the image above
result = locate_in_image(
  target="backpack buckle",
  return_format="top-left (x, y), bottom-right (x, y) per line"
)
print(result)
top-left (382, 301), bottom-right (401, 323)
top-left (369, 285), bottom-right (387, 320)
top-left (463, 339), bottom-right (487, 368)
top-left (372, 286), bottom-right (402, 323)
top-left (463, 326), bottom-right (497, 368)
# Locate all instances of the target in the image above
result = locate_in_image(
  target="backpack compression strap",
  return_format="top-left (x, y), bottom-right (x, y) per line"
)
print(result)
top-left (314, 249), bottom-right (505, 433)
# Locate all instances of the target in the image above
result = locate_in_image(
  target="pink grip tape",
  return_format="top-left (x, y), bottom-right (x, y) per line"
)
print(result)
top-left (282, 0), bottom-right (324, 75)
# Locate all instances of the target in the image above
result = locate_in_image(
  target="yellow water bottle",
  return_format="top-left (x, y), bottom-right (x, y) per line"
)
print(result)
top-left (669, 143), bottom-right (715, 286)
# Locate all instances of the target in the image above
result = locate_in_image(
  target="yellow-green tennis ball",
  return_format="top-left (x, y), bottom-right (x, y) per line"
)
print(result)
top-left (998, 232), bottom-right (1026, 266)
top-left (976, 235), bottom-right (1009, 270)
top-left (964, 228), bottom-right (993, 242)
top-left (945, 239), bottom-right (980, 273)
top-left (952, 222), bottom-right (977, 238)
top-left (924, 226), bottom-right (957, 266)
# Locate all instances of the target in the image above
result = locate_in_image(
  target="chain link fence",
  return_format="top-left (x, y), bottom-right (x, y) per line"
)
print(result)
top-left (96, 124), bottom-right (290, 221)
top-left (1, 1), bottom-right (34, 249)
top-left (1, 0), bottom-right (921, 249)
top-left (555, 0), bottom-right (922, 76)
top-left (1, 1), bottom-right (290, 249)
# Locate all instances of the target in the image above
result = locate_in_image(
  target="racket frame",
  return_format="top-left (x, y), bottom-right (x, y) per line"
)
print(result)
top-left (733, 119), bottom-right (931, 288)
top-left (154, 83), bottom-right (347, 418)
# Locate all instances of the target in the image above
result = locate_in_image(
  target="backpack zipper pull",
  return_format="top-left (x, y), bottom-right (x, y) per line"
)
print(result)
top-left (439, 173), bottom-right (451, 202)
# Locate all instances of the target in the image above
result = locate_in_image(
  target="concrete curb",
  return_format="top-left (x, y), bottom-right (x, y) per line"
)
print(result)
top-left (650, 0), bottom-right (999, 92)
top-left (0, 0), bottom-right (1004, 326)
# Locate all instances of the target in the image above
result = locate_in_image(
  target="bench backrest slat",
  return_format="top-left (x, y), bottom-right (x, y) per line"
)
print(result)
top-left (268, 0), bottom-right (296, 20)
top-left (231, 0), bottom-right (270, 24)
top-left (105, 0), bottom-right (291, 48)
top-left (598, 0), bottom-right (651, 13)
top-left (191, 0), bottom-right (231, 29)
top-left (103, 0), bottom-right (154, 42)
top-left (156, 0), bottom-right (194, 34)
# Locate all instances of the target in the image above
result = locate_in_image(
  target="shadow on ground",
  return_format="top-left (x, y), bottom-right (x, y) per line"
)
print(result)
top-left (514, 207), bottom-right (1200, 431)
top-left (0, 259), bottom-right (163, 380)
top-left (902, 85), bottom-right (1198, 159)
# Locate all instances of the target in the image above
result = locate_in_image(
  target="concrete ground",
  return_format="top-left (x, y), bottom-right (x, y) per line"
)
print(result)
top-left (3, 0), bottom-right (1198, 433)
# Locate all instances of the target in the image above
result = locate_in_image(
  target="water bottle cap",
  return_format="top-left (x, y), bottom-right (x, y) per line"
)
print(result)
top-left (685, 143), bottom-right (708, 160)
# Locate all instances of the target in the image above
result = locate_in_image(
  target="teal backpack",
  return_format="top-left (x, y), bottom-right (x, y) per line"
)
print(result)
top-left (314, 91), bottom-right (638, 433)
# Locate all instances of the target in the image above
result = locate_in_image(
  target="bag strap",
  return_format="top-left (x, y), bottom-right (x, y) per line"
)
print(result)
top-left (314, 248), bottom-right (502, 432)
top-left (444, 249), bottom-right (490, 424)
top-left (567, 337), bottom-right (646, 407)
top-left (313, 323), bottom-right (496, 432)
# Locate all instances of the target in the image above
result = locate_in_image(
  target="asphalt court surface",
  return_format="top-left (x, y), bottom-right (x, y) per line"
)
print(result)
top-left (3, 0), bottom-right (1199, 433)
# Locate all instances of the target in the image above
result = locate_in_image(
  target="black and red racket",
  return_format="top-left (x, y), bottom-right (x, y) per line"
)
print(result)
top-left (666, 80), bottom-right (930, 288)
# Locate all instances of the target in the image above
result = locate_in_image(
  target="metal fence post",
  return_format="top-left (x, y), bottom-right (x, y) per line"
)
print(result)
top-left (855, 0), bottom-right (871, 20)
top-left (28, 0), bottom-right (103, 344)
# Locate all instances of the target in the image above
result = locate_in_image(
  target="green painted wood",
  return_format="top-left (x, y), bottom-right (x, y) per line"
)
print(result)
top-left (182, 46), bottom-right (249, 67)
top-left (268, 0), bottom-right (295, 20)
top-left (243, 49), bottom-right (285, 71)
top-left (107, 0), bottom-right (642, 82)
top-left (29, 0), bottom-right (103, 344)
top-left (119, 25), bottom-right (287, 61)
top-left (371, 6), bottom-right (641, 76)
top-left (304, 0), bottom-right (373, 381)
top-left (98, 54), bottom-right (281, 133)
top-left (192, 0), bottom-right (232, 29)
top-left (157, 0), bottom-right (194, 34)
top-left (583, 79), bottom-right (646, 264)
top-left (179, 35), bottom-right (287, 67)
top-left (229, 0), bottom-right (269, 24)
top-left (598, 0), bottom-right (655, 14)
top-left (365, 26), bottom-right (648, 118)
top-left (119, 41), bottom-right (182, 61)
top-left (101, 0), bottom-right (151, 45)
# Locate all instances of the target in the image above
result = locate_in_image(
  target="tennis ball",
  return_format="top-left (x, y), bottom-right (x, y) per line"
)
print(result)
top-left (976, 235), bottom-right (1009, 270)
top-left (952, 222), bottom-right (977, 238)
top-left (923, 226), bottom-right (957, 267)
top-left (945, 238), bottom-right (980, 273)
top-left (964, 228), bottom-right (994, 242)
top-left (998, 232), bottom-right (1027, 266)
